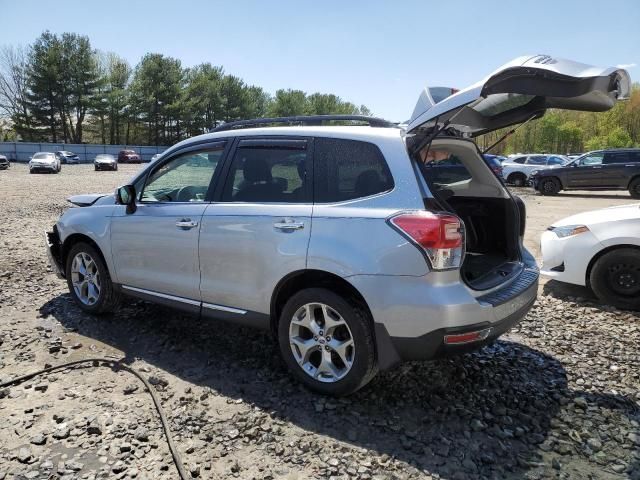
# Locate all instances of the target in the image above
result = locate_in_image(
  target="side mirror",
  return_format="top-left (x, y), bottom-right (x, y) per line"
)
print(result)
top-left (115, 185), bottom-right (137, 214)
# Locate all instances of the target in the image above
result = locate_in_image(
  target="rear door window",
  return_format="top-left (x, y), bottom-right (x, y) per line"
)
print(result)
top-left (604, 152), bottom-right (630, 164)
top-left (313, 137), bottom-right (393, 202)
top-left (527, 156), bottom-right (547, 165)
top-left (221, 139), bottom-right (310, 203)
top-left (511, 156), bottom-right (527, 164)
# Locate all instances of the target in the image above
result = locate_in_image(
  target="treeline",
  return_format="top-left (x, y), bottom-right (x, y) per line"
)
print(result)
top-left (478, 85), bottom-right (640, 155)
top-left (0, 31), bottom-right (370, 145)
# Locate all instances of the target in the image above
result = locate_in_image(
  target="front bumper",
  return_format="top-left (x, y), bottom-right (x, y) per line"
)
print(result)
top-left (45, 229), bottom-right (65, 279)
top-left (95, 162), bottom-right (116, 170)
top-left (540, 229), bottom-right (601, 286)
top-left (30, 164), bottom-right (57, 171)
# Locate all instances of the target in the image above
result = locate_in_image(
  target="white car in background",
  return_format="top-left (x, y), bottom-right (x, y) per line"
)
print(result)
top-left (29, 152), bottom-right (61, 174)
top-left (541, 204), bottom-right (640, 310)
top-left (502, 154), bottom-right (568, 186)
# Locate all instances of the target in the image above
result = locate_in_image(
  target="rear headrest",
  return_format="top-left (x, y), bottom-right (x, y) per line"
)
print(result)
top-left (243, 158), bottom-right (272, 183)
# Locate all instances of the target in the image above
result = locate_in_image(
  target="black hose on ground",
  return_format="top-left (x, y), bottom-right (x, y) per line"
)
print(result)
top-left (0, 358), bottom-right (189, 480)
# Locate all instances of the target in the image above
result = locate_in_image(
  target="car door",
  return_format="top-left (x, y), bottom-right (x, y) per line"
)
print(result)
top-left (199, 137), bottom-right (313, 324)
top-left (600, 151), bottom-right (633, 188)
top-left (566, 152), bottom-right (604, 188)
top-left (110, 141), bottom-right (228, 303)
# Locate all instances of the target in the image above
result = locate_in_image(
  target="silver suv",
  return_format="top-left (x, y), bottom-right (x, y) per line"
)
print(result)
top-left (46, 56), bottom-right (630, 395)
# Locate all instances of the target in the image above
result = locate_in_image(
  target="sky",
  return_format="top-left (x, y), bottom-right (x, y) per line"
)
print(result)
top-left (1, 0), bottom-right (639, 122)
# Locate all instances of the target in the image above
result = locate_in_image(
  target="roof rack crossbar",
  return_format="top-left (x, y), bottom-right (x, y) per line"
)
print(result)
top-left (210, 115), bottom-right (395, 132)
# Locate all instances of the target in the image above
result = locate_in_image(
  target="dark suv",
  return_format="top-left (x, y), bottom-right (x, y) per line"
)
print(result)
top-left (531, 149), bottom-right (640, 197)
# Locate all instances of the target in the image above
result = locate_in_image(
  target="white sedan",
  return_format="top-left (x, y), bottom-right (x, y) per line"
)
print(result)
top-left (541, 204), bottom-right (640, 309)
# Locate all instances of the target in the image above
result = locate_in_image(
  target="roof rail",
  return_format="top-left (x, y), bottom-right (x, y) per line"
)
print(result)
top-left (210, 115), bottom-right (396, 132)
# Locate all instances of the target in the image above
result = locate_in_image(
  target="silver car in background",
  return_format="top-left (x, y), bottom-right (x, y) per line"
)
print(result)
top-left (94, 154), bottom-right (118, 171)
top-left (30, 152), bottom-right (61, 174)
top-left (45, 56), bottom-right (630, 395)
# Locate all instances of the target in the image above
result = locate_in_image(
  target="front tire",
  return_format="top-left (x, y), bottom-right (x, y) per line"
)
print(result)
top-left (278, 288), bottom-right (377, 396)
top-left (65, 242), bottom-right (121, 314)
top-left (539, 177), bottom-right (561, 195)
top-left (590, 248), bottom-right (640, 310)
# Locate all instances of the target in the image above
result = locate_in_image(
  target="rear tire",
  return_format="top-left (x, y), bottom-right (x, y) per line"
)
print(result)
top-left (590, 248), bottom-right (640, 310)
top-left (508, 173), bottom-right (526, 187)
top-left (278, 288), bottom-right (377, 396)
top-left (628, 177), bottom-right (640, 199)
top-left (65, 242), bottom-right (121, 314)
top-left (539, 177), bottom-right (561, 195)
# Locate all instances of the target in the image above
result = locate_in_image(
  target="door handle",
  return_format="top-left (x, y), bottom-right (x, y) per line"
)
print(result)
top-left (176, 219), bottom-right (199, 229)
top-left (274, 220), bottom-right (304, 231)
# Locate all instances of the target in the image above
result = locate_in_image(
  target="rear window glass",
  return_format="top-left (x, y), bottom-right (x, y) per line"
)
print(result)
top-left (511, 156), bottom-right (527, 164)
top-left (421, 154), bottom-right (472, 185)
top-left (527, 156), bottom-right (547, 165)
top-left (547, 156), bottom-right (566, 165)
top-left (603, 151), bottom-right (639, 164)
top-left (314, 138), bottom-right (393, 202)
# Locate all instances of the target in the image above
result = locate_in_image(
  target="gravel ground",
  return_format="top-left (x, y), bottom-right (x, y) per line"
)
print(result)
top-left (0, 163), bottom-right (639, 480)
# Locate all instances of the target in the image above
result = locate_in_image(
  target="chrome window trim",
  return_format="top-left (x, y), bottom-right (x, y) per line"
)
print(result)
top-left (202, 302), bottom-right (247, 315)
top-left (121, 285), bottom-right (201, 307)
top-left (121, 285), bottom-right (247, 315)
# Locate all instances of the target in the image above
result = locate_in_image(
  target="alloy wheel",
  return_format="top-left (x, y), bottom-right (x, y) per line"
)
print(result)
top-left (70, 252), bottom-right (101, 305)
top-left (289, 302), bottom-right (355, 383)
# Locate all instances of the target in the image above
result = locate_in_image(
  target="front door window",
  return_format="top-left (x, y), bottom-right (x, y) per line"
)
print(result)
top-left (141, 145), bottom-right (226, 202)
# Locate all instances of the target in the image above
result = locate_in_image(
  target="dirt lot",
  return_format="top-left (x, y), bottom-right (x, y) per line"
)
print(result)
top-left (1, 163), bottom-right (639, 480)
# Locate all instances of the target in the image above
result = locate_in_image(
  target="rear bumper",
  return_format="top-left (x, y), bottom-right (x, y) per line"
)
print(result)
top-left (350, 263), bottom-right (539, 369)
top-left (45, 229), bottom-right (65, 279)
top-left (377, 280), bottom-right (536, 364)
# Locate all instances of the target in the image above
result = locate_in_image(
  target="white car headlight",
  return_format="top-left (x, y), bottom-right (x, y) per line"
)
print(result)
top-left (549, 225), bottom-right (590, 238)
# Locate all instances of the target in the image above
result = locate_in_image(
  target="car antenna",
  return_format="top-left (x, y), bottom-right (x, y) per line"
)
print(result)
top-left (482, 114), bottom-right (539, 154)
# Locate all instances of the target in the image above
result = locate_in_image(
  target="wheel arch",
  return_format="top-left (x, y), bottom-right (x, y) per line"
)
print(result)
top-left (506, 171), bottom-right (527, 182)
top-left (585, 244), bottom-right (640, 288)
top-left (270, 269), bottom-right (373, 335)
top-left (539, 175), bottom-right (564, 190)
top-left (270, 269), bottom-right (401, 369)
top-left (61, 233), bottom-right (110, 277)
top-left (626, 174), bottom-right (640, 189)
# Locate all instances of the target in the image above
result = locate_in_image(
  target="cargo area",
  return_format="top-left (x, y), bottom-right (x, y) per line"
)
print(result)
top-left (412, 138), bottom-right (522, 290)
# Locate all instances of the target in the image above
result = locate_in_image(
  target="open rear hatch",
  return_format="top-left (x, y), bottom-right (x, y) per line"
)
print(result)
top-left (405, 55), bottom-right (630, 290)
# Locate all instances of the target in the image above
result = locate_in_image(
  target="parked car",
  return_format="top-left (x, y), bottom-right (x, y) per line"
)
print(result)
top-left (482, 154), bottom-right (504, 177)
top-left (118, 149), bottom-right (141, 163)
top-left (45, 55), bottom-right (629, 395)
top-left (531, 149), bottom-right (640, 197)
top-left (56, 151), bottom-right (80, 164)
top-left (541, 204), bottom-right (640, 310)
top-left (29, 152), bottom-right (61, 174)
top-left (0, 154), bottom-right (9, 170)
top-left (502, 154), bottom-right (569, 186)
top-left (94, 154), bottom-right (118, 171)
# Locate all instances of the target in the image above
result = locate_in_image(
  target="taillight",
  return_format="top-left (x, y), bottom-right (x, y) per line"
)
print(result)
top-left (389, 211), bottom-right (464, 270)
